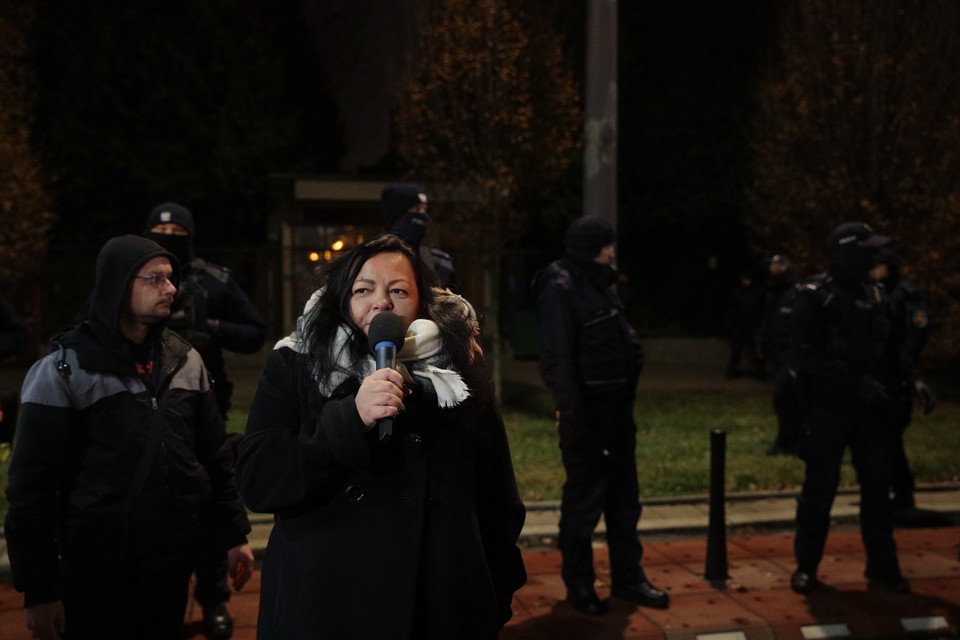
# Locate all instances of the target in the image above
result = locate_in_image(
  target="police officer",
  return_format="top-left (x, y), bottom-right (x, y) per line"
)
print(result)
top-left (533, 216), bottom-right (669, 615)
top-left (790, 222), bottom-right (909, 594)
top-left (144, 202), bottom-right (267, 639)
top-left (381, 183), bottom-right (460, 292)
top-left (724, 266), bottom-right (765, 379)
top-left (760, 255), bottom-right (802, 456)
top-left (870, 248), bottom-right (936, 514)
top-left (144, 203), bottom-right (266, 421)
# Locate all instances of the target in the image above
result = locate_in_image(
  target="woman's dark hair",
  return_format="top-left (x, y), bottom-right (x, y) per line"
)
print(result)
top-left (429, 288), bottom-right (495, 409)
top-left (303, 235), bottom-right (436, 382)
top-left (429, 288), bottom-right (479, 374)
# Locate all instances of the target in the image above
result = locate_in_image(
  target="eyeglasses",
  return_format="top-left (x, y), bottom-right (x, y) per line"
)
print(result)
top-left (134, 273), bottom-right (176, 289)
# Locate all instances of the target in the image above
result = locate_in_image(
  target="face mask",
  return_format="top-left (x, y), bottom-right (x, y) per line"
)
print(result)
top-left (832, 245), bottom-right (877, 282)
top-left (593, 264), bottom-right (618, 288)
top-left (388, 213), bottom-right (428, 248)
top-left (146, 232), bottom-right (194, 270)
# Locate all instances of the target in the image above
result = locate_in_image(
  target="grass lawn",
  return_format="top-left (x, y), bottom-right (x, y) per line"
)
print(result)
top-left (2, 365), bottom-right (958, 520)
top-left (501, 384), bottom-right (960, 503)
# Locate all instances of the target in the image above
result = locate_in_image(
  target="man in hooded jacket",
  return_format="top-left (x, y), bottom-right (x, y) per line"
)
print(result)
top-left (5, 235), bottom-right (253, 640)
top-left (532, 216), bottom-right (669, 616)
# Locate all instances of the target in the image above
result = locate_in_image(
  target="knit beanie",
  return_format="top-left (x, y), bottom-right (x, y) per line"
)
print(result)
top-left (144, 202), bottom-right (196, 237)
top-left (381, 183), bottom-right (427, 230)
top-left (564, 216), bottom-right (616, 258)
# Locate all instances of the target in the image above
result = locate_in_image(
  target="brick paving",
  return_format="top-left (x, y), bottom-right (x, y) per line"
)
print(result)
top-left (2, 509), bottom-right (957, 638)
top-left (498, 525), bottom-right (960, 640)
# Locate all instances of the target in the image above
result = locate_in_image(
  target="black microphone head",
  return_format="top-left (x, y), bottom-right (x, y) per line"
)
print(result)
top-left (367, 311), bottom-right (406, 350)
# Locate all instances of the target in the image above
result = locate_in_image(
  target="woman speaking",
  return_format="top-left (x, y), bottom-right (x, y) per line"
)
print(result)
top-left (236, 235), bottom-right (526, 638)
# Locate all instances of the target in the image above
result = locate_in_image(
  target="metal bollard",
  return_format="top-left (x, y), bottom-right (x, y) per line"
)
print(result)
top-left (704, 428), bottom-right (729, 586)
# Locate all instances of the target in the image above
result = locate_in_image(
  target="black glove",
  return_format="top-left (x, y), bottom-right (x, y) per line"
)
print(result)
top-left (858, 376), bottom-right (889, 407)
top-left (914, 379), bottom-right (937, 415)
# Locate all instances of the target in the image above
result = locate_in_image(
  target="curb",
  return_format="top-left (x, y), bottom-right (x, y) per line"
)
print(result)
top-left (3, 483), bottom-right (959, 579)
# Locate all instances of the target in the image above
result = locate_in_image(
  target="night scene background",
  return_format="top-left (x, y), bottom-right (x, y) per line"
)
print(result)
top-left (2, 0), bottom-right (959, 368)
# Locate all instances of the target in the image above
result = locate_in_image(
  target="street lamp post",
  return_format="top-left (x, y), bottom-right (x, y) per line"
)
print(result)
top-left (584, 0), bottom-right (618, 233)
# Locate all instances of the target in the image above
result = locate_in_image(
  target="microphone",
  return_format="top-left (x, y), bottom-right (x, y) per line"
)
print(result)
top-left (367, 312), bottom-right (406, 442)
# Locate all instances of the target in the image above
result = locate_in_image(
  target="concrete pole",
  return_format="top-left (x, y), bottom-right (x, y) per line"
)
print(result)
top-left (584, 0), bottom-right (618, 232)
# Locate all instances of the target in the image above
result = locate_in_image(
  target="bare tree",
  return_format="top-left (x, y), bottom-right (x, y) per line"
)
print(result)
top-left (392, 0), bottom-right (582, 386)
top-left (747, 0), bottom-right (960, 362)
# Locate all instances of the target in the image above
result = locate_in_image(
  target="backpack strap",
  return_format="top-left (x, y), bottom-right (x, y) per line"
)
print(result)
top-left (55, 342), bottom-right (72, 379)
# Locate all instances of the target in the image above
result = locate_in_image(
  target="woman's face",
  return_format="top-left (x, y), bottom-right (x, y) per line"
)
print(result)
top-left (349, 252), bottom-right (421, 335)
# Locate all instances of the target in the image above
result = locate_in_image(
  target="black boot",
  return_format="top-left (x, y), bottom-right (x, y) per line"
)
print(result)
top-left (202, 603), bottom-right (234, 640)
top-left (790, 567), bottom-right (820, 594)
top-left (566, 584), bottom-right (608, 616)
top-left (611, 580), bottom-right (670, 609)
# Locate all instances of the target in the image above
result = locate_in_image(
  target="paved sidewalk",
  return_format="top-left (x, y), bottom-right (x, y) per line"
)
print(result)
top-left (2, 486), bottom-right (957, 639)
top-left (508, 524), bottom-right (960, 640)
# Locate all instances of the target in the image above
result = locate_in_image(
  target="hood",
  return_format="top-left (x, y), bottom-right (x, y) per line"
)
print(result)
top-left (88, 235), bottom-right (180, 345)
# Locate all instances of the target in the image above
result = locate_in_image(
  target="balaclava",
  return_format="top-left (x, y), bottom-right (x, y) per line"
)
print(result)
top-left (563, 216), bottom-right (618, 287)
top-left (768, 254), bottom-right (796, 288)
top-left (873, 247), bottom-right (902, 289)
top-left (827, 221), bottom-right (890, 284)
top-left (144, 202), bottom-right (196, 268)
top-left (381, 183), bottom-right (429, 248)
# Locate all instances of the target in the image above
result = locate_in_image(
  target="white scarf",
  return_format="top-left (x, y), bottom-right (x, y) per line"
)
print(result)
top-left (275, 292), bottom-right (470, 408)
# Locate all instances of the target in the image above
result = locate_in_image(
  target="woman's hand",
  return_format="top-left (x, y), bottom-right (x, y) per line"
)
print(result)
top-left (355, 368), bottom-right (406, 429)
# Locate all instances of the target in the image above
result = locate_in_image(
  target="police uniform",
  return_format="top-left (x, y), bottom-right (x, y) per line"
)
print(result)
top-left (144, 204), bottom-right (267, 421)
top-left (874, 249), bottom-right (932, 511)
top-left (420, 244), bottom-right (460, 292)
top-left (169, 256), bottom-right (267, 420)
top-left (145, 202), bottom-right (266, 639)
top-left (760, 257), bottom-right (802, 455)
top-left (382, 183), bottom-right (460, 292)
top-left (789, 222), bottom-right (908, 594)
top-left (533, 217), bottom-right (668, 615)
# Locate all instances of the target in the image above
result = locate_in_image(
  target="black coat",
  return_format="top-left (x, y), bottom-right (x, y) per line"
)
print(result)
top-left (885, 273), bottom-right (929, 386)
top-left (532, 256), bottom-right (643, 451)
top-left (236, 347), bottom-right (526, 639)
top-left (167, 257), bottom-right (266, 418)
top-left (791, 275), bottom-right (897, 408)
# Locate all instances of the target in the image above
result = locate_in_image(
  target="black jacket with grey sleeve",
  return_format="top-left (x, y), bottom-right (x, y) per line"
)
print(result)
top-left (4, 235), bottom-right (250, 608)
